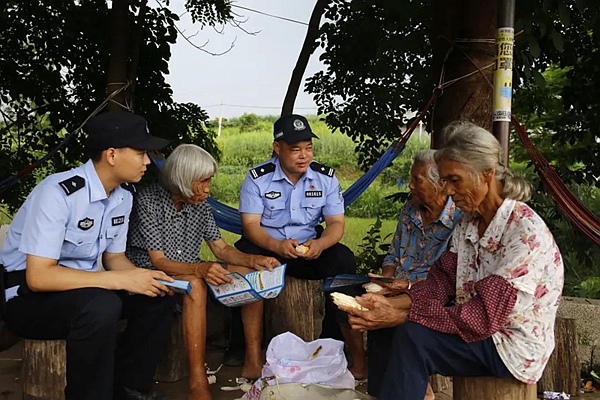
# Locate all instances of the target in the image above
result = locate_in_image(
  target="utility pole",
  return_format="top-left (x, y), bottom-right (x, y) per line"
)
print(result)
top-left (217, 102), bottom-right (223, 137)
top-left (492, 0), bottom-right (515, 166)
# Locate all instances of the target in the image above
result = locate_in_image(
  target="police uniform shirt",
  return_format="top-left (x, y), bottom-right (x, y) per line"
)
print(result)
top-left (239, 157), bottom-right (344, 244)
top-left (0, 159), bottom-right (133, 279)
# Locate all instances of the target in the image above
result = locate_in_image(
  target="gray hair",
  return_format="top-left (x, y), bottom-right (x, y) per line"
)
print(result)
top-left (435, 121), bottom-right (531, 202)
top-left (413, 149), bottom-right (441, 189)
top-left (161, 144), bottom-right (218, 198)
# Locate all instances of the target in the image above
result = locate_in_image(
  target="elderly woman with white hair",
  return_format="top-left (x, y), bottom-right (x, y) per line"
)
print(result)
top-left (338, 122), bottom-right (564, 400)
top-left (126, 144), bottom-right (279, 400)
top-left (366, 149), bottom-right (462, 398)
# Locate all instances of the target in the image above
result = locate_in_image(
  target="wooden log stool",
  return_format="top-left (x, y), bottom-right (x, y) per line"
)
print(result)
top-left (453, 376), bottom-right (537, 400)
top-left (21, 339), bottom-right (66, 400)
top-left (264, 276), bottom-right (325, 342)
top-left (154, 312), bottom-right (188, 382)
top-left (538, 316), bottom-right (580, 395)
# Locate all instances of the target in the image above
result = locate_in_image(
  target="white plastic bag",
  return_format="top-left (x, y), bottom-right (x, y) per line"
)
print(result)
top-left (261, 331), bottom-right (355, 389)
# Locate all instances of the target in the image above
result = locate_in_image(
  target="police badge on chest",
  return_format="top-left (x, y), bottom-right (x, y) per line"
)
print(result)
top-left (78, 217), bottom-right (94, 230)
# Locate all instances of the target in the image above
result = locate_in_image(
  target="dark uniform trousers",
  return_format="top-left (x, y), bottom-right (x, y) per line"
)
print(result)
top-left (4, 287), bottom-right (176, 400)
top-left (234, 236), bottom-right (359, 341)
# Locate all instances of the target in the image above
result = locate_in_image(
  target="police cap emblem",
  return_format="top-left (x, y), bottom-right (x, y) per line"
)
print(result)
top-left (293, 119), bottom-right (306, 131)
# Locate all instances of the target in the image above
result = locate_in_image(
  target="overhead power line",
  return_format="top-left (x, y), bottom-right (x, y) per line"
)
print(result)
top-left (204, 103), bottom-right (316, 110)
top-left (231, 5), bottom-right (309, 26)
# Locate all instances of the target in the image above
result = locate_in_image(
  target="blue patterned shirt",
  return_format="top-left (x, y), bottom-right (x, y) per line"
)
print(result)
top-left (382, 196), bottom-right (461, 281)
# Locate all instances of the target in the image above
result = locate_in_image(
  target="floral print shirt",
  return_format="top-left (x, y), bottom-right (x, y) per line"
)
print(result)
top-left (382, 197), bottom-right (462, 281)
top-left (408, 198), bottom-right (563, 383)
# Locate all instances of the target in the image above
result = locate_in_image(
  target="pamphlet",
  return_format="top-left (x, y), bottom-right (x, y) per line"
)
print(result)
top-left (207, 264), bottom-right (287, 307)
top-left (322, 274), bottom-right (394, 291)
top-left (157, 279), bottom-right (192, 295)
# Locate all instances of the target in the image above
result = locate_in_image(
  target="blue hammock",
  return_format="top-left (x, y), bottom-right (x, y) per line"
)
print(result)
top-left (152, 141), bottom-right (408, 234)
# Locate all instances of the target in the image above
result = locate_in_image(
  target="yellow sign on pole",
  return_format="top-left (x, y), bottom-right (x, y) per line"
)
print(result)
top-left (493, 27), bottom-right (514, 122)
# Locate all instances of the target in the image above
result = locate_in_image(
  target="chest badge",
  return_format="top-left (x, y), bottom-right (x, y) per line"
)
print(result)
top-left (305, 190), bottom-right (323, 198)
top-left (265, 191), bottom-right (281, 200)
top-left (112, 215), bottom-right (125, 226)
top-left (78, 217), bottom-right (94, 231)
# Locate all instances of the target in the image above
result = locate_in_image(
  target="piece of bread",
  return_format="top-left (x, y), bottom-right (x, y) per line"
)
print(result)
top-left (295, 244), bottom-right (309, 254)
top-left (363, 282), bottom-right (384, 293)
top-left (330, 292), bottom-right (369, 311)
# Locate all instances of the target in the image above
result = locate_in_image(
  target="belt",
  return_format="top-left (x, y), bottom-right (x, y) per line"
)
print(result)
top-left (3, 269), bottom-right (26, 289)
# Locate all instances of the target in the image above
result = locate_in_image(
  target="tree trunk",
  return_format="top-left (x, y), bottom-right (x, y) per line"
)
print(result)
top-left (430, 0), bottom-right (497, 148)
top-left (453, 376), bottom-right (536, 400)
top-left (281, 0), bottom-right (328, 116)
top-left (106, 0), bottom-right (130, 111)
top-left (264, 276), bottom-right (324, 343)
top-left (154, 313), bottom-right (188, 382)
top-left (21, 339), bottom-right (66, 400)
top-left (537, 317), bottom-right (581, 396)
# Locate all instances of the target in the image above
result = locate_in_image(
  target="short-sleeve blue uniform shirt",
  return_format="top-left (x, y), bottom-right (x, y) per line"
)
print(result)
top-left (1, 159), bottom-right (133, 276)
top-left (239, 157), bottom-right (344, 244)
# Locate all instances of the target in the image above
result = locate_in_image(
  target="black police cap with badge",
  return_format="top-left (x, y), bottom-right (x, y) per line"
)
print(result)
top-left (273, 114), bottom-right (319, 143)
top-left (86, 111), bottom-right (170, 151)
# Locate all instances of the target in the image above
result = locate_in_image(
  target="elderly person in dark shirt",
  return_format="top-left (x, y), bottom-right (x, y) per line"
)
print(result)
top-left (367, 149), bottom-right (462, 398)
top-left (338, 122), bottom-right (563, 400)
top-left (126, 144), bottom-right (279, 400)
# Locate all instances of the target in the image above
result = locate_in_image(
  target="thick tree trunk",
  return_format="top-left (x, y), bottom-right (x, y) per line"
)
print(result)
top-left (281, 0), bottom-right (328, 116)
top-left (430, 0), bottom-right (497, 148)
top-left (106, 0), bottom-right (130, 111)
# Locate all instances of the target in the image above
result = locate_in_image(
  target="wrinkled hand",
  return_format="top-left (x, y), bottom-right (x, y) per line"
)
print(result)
top-left (367, 273), bottom-right (410, 296)
top-left (250, 255), bottom-right (280, 271)
top-left (117, 268), bottom-right (172, 297)
top-left (337, 293), bottom-right (410, 332)
top-left (274, 239), bottom-right (300, 259)
top-left (195, 262), bottom-right (233, 286)
top-left (301, 239), bottom-right (324, 260)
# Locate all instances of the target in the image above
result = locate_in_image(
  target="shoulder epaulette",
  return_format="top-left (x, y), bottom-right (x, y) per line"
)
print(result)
top-left (250, 162), bottom-right (276, 179)
top-left (58, 175), bottom-right (85, 196)
top-left (120, 183), bottom-right (136, 193)
top-left (310, 161), bottom-right (335, 177)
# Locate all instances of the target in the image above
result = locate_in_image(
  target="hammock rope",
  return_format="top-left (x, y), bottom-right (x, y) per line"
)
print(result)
top-left (512, 116), bottom-right (600, 246)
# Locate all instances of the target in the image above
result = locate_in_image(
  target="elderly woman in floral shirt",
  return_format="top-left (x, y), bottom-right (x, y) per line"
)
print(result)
top-left (338, 122), bottom-right (563, 400)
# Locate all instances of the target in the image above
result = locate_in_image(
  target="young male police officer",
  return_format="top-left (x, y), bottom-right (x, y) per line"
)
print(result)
top-left (234, 114), bottom-right (367, 379)
top-left (0, 111), bottom-right (176, 400)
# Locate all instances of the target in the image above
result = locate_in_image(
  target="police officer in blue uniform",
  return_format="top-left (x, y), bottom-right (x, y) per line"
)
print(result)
top-left (233, 114), bottom-right (367, 379)
top-left (0, 111), bottom-right (176, 400)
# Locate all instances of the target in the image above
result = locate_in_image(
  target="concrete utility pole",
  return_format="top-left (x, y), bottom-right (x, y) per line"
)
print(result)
top-left (492, 0), bottom-right (515, 166)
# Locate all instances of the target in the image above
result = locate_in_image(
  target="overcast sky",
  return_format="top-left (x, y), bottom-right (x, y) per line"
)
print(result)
top-left (165, 1), bottom-right (324, 119)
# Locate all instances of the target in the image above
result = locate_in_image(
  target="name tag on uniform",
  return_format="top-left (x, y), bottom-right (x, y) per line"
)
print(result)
top-left (112, 215), bottom-right (125, 226)
top-left (305, 191), bottom-right (323, 197)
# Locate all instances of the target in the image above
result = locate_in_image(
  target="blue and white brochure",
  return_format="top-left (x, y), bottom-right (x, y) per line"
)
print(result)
top-left (157, 279), bottom-right (192, 295)
top-left (207, 264), bottom-right (287, 307)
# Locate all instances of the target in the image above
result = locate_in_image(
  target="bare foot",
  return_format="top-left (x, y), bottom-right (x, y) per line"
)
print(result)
top-left (241, 360), bottom-right (263, 380)
top-left (349, 356), bottom-right (368, 380)
top-left (424, 383), bottom-right (435, 400)
top-left (189, 386), bottom-right (212, 400)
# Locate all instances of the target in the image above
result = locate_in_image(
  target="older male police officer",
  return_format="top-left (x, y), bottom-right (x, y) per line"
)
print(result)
top-left (0, 111), bottom-right (176, 400)
top-left (233, 114), bottom-right (367, 379)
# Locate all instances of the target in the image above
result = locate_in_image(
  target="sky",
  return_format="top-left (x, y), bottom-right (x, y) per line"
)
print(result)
top-left (165, 1), bottom-right (324, 119)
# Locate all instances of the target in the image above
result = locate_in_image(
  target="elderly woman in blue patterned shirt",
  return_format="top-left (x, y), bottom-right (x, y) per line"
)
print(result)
top-left (367, 149), bottom-right (462, 398)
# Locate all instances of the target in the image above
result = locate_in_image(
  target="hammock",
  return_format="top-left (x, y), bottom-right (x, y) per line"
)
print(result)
top-left (512, 117), bottom-right (600, 246)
